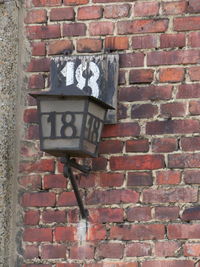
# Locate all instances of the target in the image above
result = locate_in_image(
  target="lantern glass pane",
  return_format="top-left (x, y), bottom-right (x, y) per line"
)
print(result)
top-left (88, 101), bottom-right (105, 120)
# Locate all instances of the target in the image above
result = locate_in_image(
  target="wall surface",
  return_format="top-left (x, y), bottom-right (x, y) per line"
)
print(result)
top-left (20, 0), bottom-right (200, 266)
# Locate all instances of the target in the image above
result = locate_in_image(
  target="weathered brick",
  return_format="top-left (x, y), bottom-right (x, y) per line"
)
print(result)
top-left (188, 0), bottom-right (200, 13)
top-left (160, 102), bottom-right (186, 118)
top-left (160, 33), bottom-right (185, 48)
top-left (48, 40), bottom-right (73, 55)
top-left (155, 241), bottom-right (180, 257)
top-left (168, 224), bottom-right (200, 239)
top-left (63, 0), bottom-right (88, 5)
top-left (22, 192), bottom-right (56, 207)
top-left (50, 7), bottom-right (74, 21)
top-left (67, 209), bottom-right (79, 223)
top-left (105, 36), bottom-right (128, 51)
top-left (120, 53), bottom-right (144, 67)
top-left (134, 1), bottom-right (159, 17)
top-left (63, 23), bottom-right (86, 36)
top-left (129, 69), bottom-right (154, 84)
top-left (188, 67), bottom-right (200, 81)
top-left (77, 6), bottom-right (103, 20)
top-left (89, 22), bottom-right (114, 36)
top-left (23, 228), bottom-right (52, 242)
top-left (26, 25), bottom-right (61, 40)
top-left (28, 74), bottom-right (45, 89)
top-left (55, 226), bottom-right (76, 241)
top-left (118, 103), bottom-right (128, 119)
top-left (99, 140), bottom-right (123, 154)
top-left (42, 210), bottom-right (66, 223)
top-left (25, 9), bottom-right (47, 24)
top-left (177, 84), bottom-right (200, 98)
top-left (188, 32), bottom-right (200, 47)
top-left (184, 170), bottom-right (200, 184)
top-left (20, 159), bottom-right (54, 173)
top-left (104, 4), bottom-right (130, 19)
top-left (56, 264), bottom-right (79, 267)
top-left (87, 224), bottom-right (106, 241)
top-left (18, 175), bottom-right (42, 190)
top-left (127, 207), bottom-right (152, 222)
top-left (89, 208), bottom-right (124, 223)
top-left (126, 139), bottom-right (149, 153)
top-left (102, 123), bottom-right (140, 138)
top-left (126, 242), bottom-right (152, 257)
top-left (32, 0), bottom-right (61, 6)
top-left (131, 104), bottom-right (158, 119)
top-left (169, 153), bottom-right (200, 168)
top-left (189, 100), bottom-right (200, 115)
top-left (143, 188), bottom-right (197, 203)
top-left (152, 138), bottom-right (177, 153)
top-left (132, 35), bottom-right (157, 49)
top-left (181, 136), bottom-right (200, 151)
top-left (174, 16), bottom-right (200, 31)
top-left (92, 157), bottom-right (107, 171)
top-left (85, 263), bottom-right (137, 267)
top-left (57, 192), bottom-right (77, 206)
top-left (31, 42), bottom-right (46, 56)
top-left (146, 120), bottom-right (200, 135)
top-left (119, 85), bottom-right (172, 102)
top-left (110, 155), bottom-right (164, 170)
top-left (155, 207), bottom-right (180, 220)
top-left (110, 224), bottom-right (165, 240)
top-left (127, 172), bottom-right (153, 186)
top-left (70, 246), bottom-right (94, 259)
top-left (24, 245), bottom-right (39, 259)
top-left (142, 260), bottom-right (194, 267)
top-left (41, 245), bottom-right (66, 259)
top-left (77, 38), bottom-right (102, 52)
top-left (23, 108), bottom-right (38, 123)
top-left (162, 1), bottom-right (187, 15)
top-left (78, 173), bottom-right (96, 188)
top-left (182, 206), bottom-right (200, 221)
top-left (24, 210), bottom-right (40, 225)
top-left (97, 172), bottom-right (124, 187)
top-left (159, 68), bottom-right (184, 83)
top-left (96, 243), bottom-right (124, 259)
top-left (94, 0), bottom-right (130, 2)
top-left (25, 125), bottom-right (39, 140)
top-left (43, 174), bottom-right (67, 189)
top-left (27, 58), bottom-right (50, 72)
top-left (184, 243), bottom-right (200, 256)
top-left (156, 170), bottom-right (181, 185)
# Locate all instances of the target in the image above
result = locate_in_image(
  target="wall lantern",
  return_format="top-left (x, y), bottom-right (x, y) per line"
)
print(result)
top-left (30, 54), bottom-right (119, 218)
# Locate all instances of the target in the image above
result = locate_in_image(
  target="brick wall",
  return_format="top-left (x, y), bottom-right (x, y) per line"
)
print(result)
top-left (20, 0), bottom-right (200, 266)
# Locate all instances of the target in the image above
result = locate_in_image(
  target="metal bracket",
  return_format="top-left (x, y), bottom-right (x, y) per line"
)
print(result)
top-left (60, 156), bottom-right (90, 219)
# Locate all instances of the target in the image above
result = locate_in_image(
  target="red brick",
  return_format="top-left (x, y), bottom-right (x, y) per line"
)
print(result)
top-left (134, 1), bottom-right (159, 17)
top-left (118, 103), bottom-right (127, 119)
top-left (132, 35), bottom-right (157, 49)
top-left (160, 102), bottom-right (186, 118)
top-left (155, 241), bottom-right (180, 257)
top-left (188, 67), bottom-right (200, 81)
top-left (70, 246), bottom-right (94, 259)
top-left (189, 100), bottom-right (200, 115)
top-left (87, 224), bottom-right (106, 241)
top-left (63, 23), bottom-right (86, 36)
top-left (25, 9), bottom-right (47, 24)
top-left (42, 210), bottom-right (66, 223)
top-left (131, 104), bottom-right (158, 119)
top-left (78, 173), bottom-right (95, 188)
top-left (20, 141), bottom-right (41, 158)
top-left (104, 4), bottom-right (130, 19)
top-left (28, 74), bottom-right (45, 89)
top-left (92, 157), bottom-right (107, 171)
top-left (110, 224), bottom-right (165, 240)
top-left (184, 243), bottom-right (200, 256)
top-left (126, 242), bottom-right (152, 257)
top-left (105, 36), bottom-right (128, 51)
top-left (129, 69), bottom-right (154, 84)
top-left (156, 170), bottom-right (181, 185)
top-left (146, 119), bottom-right (200, 135)
top-left (102, 123), bottom-right (140, 138)
top-left (89, 22), bottom-right (114, 36)
top-left (31, 42), bottom-right (46, 56)
top-left (181, 136), bottom-right (200, 151)
top-left (23, 108), bottom-right (38, 123)
top-left (99, 140), bottom-right (123, 154)
top-left (168, 224), bottom-right (200, 239)
top-left (160, 33), bottom-right (185, 48)
top-left (159, 68), bottom-right (184, 83)
top-left (182, 206), bottom-right (200, 221)
top-left (56, 264), bottom-right (79, 267)
top-left (18, 175), bottom-right (41, 189)
top-left (118, 19), bottom-right (168, 34)
top-left (169, 153), bottom-right (200, 168)
top-left (177, 84), bottom-right (200, 98)
top-left (77, 6), bottom-right (102, 20)
top-left (184, 170), bottom-right (200, 184)
top-left (24, 245), bottom-right (39, 259)
top-left (22, 265), bottom-right (52, 267)
top-left (22, 192), bottom-right (56, 207)
top-left (23, 228), bottom-right (52, 242)
top-left (142, 260), bottom-right (194, 267)
top-left (120, 53), bottom-right (144, 67)
top-left (32, 0), bottom-right (61, 6)
top-left (110, 155), bottom-right (164, 171)
top-left (20, 159), bottom-right (54, 173)
top-left (86, 189), bottom-right (139, 205)
top-left (67, 209), bottom-right (79, 223)
top-left (41, 245), bottom-right (66, 259)
top-left (77, 38), bottom-right (102, 53)
top-left (126, 139), bottom-right (149, 153)
top-left (25, 125), bottom-right (39, 140)
top-left (127, 207), bottom-right (152, 222)
top-left (148, 50), bottom-right (200, 66)
top-left (97, 172), bottom-right (124, 187)
top-left (188, 0), bottom-right (200, 13)
top-left (155, 207), bottom-right (179, 220)
top-left (85, 263), bottom-right (137, 267)
top-left (55, 226), bottom-right (76, 241)
top-left (189, 32), bottom-right (200, 47)
top-left (119, 85), bottom-right (172, 102)
top-left (127, 172), bottom-right (153, 186)
top-left (48, 40), bottom-right (73, 55)
top-left (50, 7), bottom-right (74, 21)
top-left (143, 188), bottom-right (197, 203)
top-left (43, 174), bottom-right (67, 189)
top-left (162, 1), bottom-right (187, 15)
top-left (57, 192), bottom-right (77, 206)
top-left (26, 25), bottom-right (61, 40)
top-left (152, 138), bottom-right (177, 153)
top-left (27, 58), bottom-right (50, 72)
top-left (89, 208), bottom-right (124, 223)
top-left (96, 243), bottom-right (124, 259)
top-left (94, 0), bottom-right (130, 2)
top-left (63, 0), bottom-right (88, 5)
top-left (24, 210), bottom-right (40, 225)
top-left (174, 16), bottom-right (200, 31)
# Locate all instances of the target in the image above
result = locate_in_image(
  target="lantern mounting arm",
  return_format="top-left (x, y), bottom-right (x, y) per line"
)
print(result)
top-left (60, 157), bottom-right (90, 219)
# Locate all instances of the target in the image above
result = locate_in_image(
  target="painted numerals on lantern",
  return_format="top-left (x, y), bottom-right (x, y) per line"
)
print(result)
top-left (61, 61), bottom-right (100, 98)
top-left (86, 115), bottom-right (101, 144)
